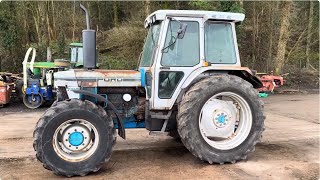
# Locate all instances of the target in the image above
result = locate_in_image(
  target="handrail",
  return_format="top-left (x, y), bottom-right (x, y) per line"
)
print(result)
top-left (22, 47), bottom-right (36, 90)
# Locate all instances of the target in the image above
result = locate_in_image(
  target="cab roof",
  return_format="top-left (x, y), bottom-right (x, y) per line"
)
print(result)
top-left (145, 10), bottom-right (245, 28)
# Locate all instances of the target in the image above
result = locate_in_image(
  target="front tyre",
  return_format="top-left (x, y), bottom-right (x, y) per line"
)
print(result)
top-left (23, 94), bottom-right (43, 109)
top-left (33, 99), bottom-right (116, 177)
top-left (177, 75), bottom-right (264, 164)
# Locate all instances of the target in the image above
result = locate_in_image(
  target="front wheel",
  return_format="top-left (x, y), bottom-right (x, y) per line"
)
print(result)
top-left (33, 99), bottom-right (116, 177)
top-left (177, 75), bottom-right (264, 164)
top-left (23, 94), bottom-right (43, 109)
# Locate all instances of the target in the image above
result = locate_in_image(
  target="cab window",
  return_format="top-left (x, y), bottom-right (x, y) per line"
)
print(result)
top-left (161, 21), bottom-right (199, 67)
top-left (205, 22), bottom-right (237, 64)
top-left (158, 71), bottom-right (184, 99)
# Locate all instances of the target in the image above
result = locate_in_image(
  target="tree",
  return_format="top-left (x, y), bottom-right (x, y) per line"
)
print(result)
top-left (274, 1), bottom-right (292, 75)
top-left (306, 1), bottom-right (314, 70)
top-left (219, 1), bottom-right (244, 12)
top-left (0, 1), bottom-right (318, 78)
top-left (266, 1), bottom-right (275, 72)
top-left (57, 29), bottom-right (65, 57)
top-left (0, 1), bottom-right (24, 72)
top-left (145, 0), bottom-right (151, 17)
top-left (113, 1), bottom-right (119, 28)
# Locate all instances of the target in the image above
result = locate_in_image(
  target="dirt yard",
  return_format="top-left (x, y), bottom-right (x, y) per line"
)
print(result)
top-left (0, 94), bottom-right (319, 179)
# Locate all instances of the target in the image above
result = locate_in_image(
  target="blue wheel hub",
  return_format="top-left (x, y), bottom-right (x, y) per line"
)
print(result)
top-left (218, 115), bottom-right (226, 123)
top-left (69, 132), bottom-right (84, 146)
top-left (213, 111), bottom-right (229, 128)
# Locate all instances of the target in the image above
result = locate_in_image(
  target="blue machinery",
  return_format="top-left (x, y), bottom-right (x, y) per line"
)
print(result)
top-left (24, 83), bottom-right (53, 109)
top-left (78, 87), bottom-right (145, 129)
top-left (115, 116), bottom-right (145, 129)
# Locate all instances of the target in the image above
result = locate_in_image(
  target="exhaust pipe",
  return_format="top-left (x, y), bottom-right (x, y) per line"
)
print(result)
top-left (80, 4), bottom-right (96, 69)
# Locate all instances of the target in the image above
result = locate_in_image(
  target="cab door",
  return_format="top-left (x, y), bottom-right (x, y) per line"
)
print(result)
top-left (152, 17), bottom-right (204, 110)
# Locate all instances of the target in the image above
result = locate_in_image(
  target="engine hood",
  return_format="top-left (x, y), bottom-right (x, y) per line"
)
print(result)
top-left (54, 69), bottom-right (142, 87)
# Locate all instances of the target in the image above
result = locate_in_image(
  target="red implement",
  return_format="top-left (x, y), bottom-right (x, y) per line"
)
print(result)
top-left (258, 74), bottom-right (284, 92)
top-left (0, 84), bottom-right (13, 107)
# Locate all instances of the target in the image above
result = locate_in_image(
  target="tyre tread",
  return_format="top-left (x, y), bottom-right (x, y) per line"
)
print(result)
top-left (33, 99), bottom-right (116, 177)
top-left (177, 74), bottom-right (264, 164)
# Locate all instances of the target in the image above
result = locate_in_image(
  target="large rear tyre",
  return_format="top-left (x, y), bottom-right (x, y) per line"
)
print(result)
top-left (33, 99), bottom-right (116, 177)
top-left (177, 75), bottom-right (264, 164)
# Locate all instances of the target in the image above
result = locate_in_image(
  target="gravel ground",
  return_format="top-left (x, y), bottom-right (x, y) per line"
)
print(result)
top-left (0, 93), bottom-right (319, 179)
top-left (0, 100), bottom-right (49, 113)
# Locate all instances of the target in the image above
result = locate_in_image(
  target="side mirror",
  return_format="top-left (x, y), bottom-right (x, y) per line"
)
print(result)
top-left (177, 23), bottom-right (187, 39)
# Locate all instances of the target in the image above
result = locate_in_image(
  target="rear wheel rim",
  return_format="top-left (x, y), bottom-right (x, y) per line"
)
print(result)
top-left (53, 119), bottom-right (99, 162)
top-left (198, 92), bottom-right (252, 150)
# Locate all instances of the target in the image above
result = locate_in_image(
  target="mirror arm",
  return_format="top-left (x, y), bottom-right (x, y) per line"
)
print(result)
top-left (161, 37), bottom-right (177, 53)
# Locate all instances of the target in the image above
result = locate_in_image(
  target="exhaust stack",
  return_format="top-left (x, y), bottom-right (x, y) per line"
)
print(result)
top-left (80, 4), bottom-right (96, 69)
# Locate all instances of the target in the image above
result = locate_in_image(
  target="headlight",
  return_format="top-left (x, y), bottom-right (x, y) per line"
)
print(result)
top-left (123, 94), bottom-right (132, 102)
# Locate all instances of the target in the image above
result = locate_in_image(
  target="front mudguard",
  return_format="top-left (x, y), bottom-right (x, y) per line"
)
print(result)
top-left (70, 89), bottom-right (126, 139)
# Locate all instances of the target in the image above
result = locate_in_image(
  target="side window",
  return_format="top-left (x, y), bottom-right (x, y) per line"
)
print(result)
top-left (77, 48), bottom-right (83, 63)
top-left (205, 23), bottom-right (237, 64)
top-left (70, 48), bottom-right (77, 62)
top-left (161, 21), bottom-right (199, 67)
top-left (158, 71), bottom-right (184, 99)
top-left (145, 72), bottom-right (152, 98)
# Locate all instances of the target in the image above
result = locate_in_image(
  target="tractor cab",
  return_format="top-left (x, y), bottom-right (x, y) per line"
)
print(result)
top-left (69, 42), bottom-right (99, 68)
top-left (139, 10), bottom-right (260, 110)
top-left (69, 42), bottom-right (84, 67)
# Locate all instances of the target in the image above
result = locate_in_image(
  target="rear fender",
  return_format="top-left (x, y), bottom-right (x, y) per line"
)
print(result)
top-left (181, 66), bottom-right (262, 89)
top-left (231, 70), bottom-right (263, 89)
top-left (176, 67), bottom-right (263, 103)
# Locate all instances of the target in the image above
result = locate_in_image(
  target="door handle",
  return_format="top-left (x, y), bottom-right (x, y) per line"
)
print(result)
top-left (160, 67), bottom-right (170, 70)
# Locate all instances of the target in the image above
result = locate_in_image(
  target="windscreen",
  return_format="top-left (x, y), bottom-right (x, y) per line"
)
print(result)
top-left (140, 22), bottom-right (162, 67)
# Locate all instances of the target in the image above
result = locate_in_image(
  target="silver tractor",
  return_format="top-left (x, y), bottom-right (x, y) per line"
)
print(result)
top-left (33, 5), bottom-right (264, 177)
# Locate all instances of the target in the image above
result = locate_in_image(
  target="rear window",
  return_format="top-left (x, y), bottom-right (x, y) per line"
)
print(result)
top-left (205, 22), bottom-right (237, 64)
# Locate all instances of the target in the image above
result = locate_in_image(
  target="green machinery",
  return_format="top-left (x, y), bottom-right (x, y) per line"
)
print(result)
top-left (21, 43), bottom-right (83, 108)
top-left (69, 42), bottom-right (84, 67)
